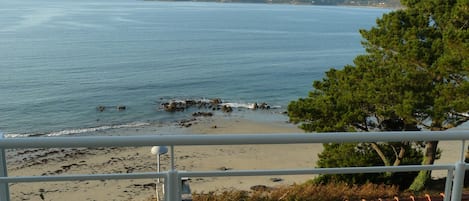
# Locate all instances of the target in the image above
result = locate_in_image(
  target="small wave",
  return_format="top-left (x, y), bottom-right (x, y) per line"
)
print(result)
top-left (4, 122), bottom-right (151, 138)
top-left (3, 133), bottom-right (26, 138)
top-left (221, 102), bottom-right (282, 110)
top-left (167, 98), bottom-right (211, 104)
top-left (221, 102), bottom-right (256, 109)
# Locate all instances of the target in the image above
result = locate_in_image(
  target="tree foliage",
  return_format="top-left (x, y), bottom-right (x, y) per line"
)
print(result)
top-left (314, 142), bottom-right (422, 189)
top-left (288, 0), bottom-right (469, 191)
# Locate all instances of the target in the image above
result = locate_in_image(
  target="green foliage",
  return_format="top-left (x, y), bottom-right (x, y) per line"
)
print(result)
top-left (314, 143), bottom-right (422, 189)
top-left (288, 0), bottom-right (469, 191)
top-left (289, 0), bottom-right (469, 132)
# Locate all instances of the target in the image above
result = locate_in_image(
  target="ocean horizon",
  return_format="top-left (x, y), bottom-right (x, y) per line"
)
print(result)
top-left (0, 0), bottom-right (390, 137)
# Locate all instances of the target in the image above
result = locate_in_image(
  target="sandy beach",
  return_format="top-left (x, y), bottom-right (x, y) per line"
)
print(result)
top-left (7, 116), bottom-right (465, 201)
top-left (7, 116), bottom-right (322, 201)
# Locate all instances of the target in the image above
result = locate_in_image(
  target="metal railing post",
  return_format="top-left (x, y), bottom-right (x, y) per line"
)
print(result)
top-left (165, 170), bottom-right (180, 201)
top-left (444, 168), bottom-right (454, 201)
top-left (451, 140), bottom-right (466, 201)
top-left (451, 162), bottom-right (465, 201)
top-left (0, 132), bottom-right (10, 201)
top-left (164, 145), bottom-right (180, 201)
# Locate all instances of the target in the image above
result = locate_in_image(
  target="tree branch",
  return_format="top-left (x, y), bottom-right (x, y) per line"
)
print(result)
top-left (370, 142), bottom-right (391, 166)
top-left (393, 145), bottom-right (406, 166)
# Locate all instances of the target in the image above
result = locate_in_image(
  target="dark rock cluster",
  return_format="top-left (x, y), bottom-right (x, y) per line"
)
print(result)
top-left (96, 105), bottom-right (127, 112)
top-left (159, 98), bottom-right (273, 113)
top-left (160, 98), bottom-right (223, 112)
top-left (252, 102), bottom-right (270, 110)
top-left (177, 118), bottom-right (197, 128)
top-left (192, 112), bottom-right (213, 117)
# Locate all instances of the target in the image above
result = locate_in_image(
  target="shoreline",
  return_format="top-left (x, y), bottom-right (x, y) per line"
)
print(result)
top-left (8, 116), bottom-right (320, 201)
top-left (7, 115), bottom-right (465, 200)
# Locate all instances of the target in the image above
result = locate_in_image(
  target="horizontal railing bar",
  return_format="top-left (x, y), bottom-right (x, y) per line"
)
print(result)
top-left (1, 131), bottom-right (469, 148)
top-left (0, 172), bottom-right (166, 183)
top-left (0, 165), bottom-right (453, 183)
top-left (180, 165), bottom-right (454, 177)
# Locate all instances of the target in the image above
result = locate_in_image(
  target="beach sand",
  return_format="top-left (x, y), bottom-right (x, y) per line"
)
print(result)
top-left (7, 116), bottom-right (321, 201)
top-left (7, 116), bottom-right (465, 201)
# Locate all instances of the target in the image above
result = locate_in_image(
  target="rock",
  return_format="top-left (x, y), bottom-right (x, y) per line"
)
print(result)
top-left (177, 118), bottom-right (196, 128)
top-left (162, 102), bottom-right (185, 112)
top-left (221, 105), bottom-right (233, 113)
top-left (259, 102), bottom-right (270, 109)
top-left (96, 105), bottom-right (106, 112)
top-left (185, 100), bottom-right (197, 107)
top-left (192, 112), bottom-right (213, 117)
top-left (210, 98), bottom-right (222, 105)
top-left (158, 97), bottom-right (273, 115)
top-left (117, 105), bottom-right (126, 111)
top-left (270, 177), bottom-right (283, 182)
top-left (253, 102), bottom-right (258, 110)
top-left (218, 166), bottom-right (232, 171)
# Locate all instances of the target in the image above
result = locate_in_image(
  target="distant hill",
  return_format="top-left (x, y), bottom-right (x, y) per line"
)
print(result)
top-left (150, 0), bottom-right (402, 8)
top-left (310, 0), bottom-right (401, 7)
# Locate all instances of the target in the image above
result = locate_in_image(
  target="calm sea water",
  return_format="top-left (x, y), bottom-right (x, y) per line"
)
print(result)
top-left (0, 0), bottom-right (389, 136)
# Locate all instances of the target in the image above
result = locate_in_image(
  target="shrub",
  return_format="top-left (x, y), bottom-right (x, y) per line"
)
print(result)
top-left (314, 142), bottom-right (422, 189)
top-left (192, 182), bottom-right (399, 201)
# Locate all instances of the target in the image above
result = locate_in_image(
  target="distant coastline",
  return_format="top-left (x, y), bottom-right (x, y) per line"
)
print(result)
top-left (143, 0), bottom-right (402, 8)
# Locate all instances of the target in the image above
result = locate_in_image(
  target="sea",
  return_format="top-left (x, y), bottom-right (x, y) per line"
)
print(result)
top-left (0, 0), bottom-right (390, 137)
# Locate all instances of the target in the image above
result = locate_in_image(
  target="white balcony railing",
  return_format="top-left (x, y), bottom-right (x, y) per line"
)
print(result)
top-left (0, 131), bottom-right (468, 201)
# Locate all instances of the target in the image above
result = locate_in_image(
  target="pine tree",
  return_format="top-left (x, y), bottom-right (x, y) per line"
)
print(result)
top-left (288, 0), bottom-right (469, 191)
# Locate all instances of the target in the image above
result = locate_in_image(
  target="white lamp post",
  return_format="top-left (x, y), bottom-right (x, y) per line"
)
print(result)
top-left (151, 146), bottom-right (168, 183)
top-left (151, 146), bottom-right (168, 201)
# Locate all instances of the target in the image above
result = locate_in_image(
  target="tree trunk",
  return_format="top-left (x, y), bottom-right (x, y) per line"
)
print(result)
top-left (370, 142), bottom-right (394, 177)
top-left (370, 142), bottom-right (391, 166)
top-left (392, 145), bottom-right (406, 166)
top-left (409, 141), bottom-right (439, 191)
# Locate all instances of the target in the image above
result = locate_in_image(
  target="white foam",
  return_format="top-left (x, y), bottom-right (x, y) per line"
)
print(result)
top-left (221, 102), bottom-right (281, 109)
top-left (221, 102), bottom-right (254, 109)
top-left (45, 122), bottom-right (150, 137)
top-left (3, 133), bottom-right (26, 138)
top-left (4, 122), bottom-right (150, 138)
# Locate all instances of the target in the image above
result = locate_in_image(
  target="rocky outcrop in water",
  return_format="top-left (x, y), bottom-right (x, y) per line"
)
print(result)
top-left (96, 105), bottom-right (127, 112)
top-left (257, 102), bottom-right (270, 110)
top-left (159, 98), bottom-right (273, 113)
top-left (97, 105), bottom-right (106, 112)
top-left (162, 101), bottom-right (186, 112)
top-left (221, 105), bottom-right (233, 113)
top-left (192, 112), bottom-right (213, 117)
top-left (161, 98), bottom-right (223, 112)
